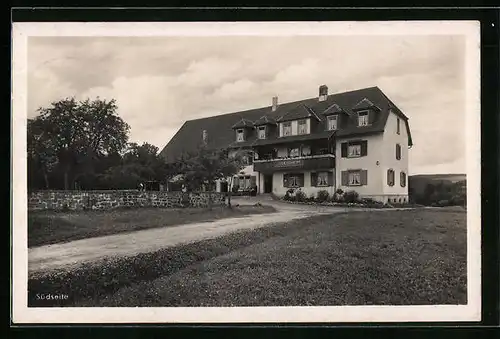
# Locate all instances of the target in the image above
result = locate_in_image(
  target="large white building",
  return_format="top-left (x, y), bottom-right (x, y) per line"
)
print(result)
top-left (161, 85), bottom-right (412, 203)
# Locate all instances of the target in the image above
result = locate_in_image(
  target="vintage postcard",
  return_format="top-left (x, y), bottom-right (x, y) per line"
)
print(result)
top-left (11, 20), bottom-right (481, 323)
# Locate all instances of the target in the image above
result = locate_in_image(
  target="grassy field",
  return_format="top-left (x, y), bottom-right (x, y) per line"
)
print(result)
top-left (29, 208), bottom-right (467, 307)
top-left (28, 204), bottom-right (276, 247)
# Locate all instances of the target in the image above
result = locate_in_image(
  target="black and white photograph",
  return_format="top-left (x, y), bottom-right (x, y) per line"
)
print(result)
top-left (12, 21), bottom-right (481, 323)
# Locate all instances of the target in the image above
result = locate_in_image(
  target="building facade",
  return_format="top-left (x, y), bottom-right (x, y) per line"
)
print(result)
top-left (161, 86), bottom-right (413, 203)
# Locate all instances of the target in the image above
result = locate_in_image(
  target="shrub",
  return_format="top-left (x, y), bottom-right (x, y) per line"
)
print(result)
top-left (308, 194), bottom-right (316, 202)
top-left (438, 199), bottom-right (450, 207)
top-left (343, 190), bottom-right (359, 203)
top-left (295, 190), bottom-right (307, 202)
top-left (335, 188), bottom-right (344, 195)
top-left (231, 184), bottom-right (240, 194)
top-left (316, 190), bottom-right (330, 203)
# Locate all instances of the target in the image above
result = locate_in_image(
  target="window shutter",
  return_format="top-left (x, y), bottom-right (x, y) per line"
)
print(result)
top-left (341, 171), bottom-right (349, 186)
top-left (311, 172), bottom-right (317, 187)
top-left (341, 143), bottom-right (347, 157)
top-left (283, 174), bottom-right (289, 188)
top-left (400, 172), bottom-right (406, 187)
top-left (361, 170), bottom-right (368, 185)
top-left (327, 172), bottom-right (334, 186)
top-left (396, 144), bottom-right (401, 160)
top-left (361, 140), bottom-right (368, 156)
top-left (250, 175), bottom-right (257, 186)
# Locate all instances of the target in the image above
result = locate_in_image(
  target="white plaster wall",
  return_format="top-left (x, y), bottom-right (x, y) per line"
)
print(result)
top-left (335, 134), bottom-right (384, 196)
top-left (382, 111), bottom-right (409, 199)
top-left (271, 170), bottom-right (336, 197)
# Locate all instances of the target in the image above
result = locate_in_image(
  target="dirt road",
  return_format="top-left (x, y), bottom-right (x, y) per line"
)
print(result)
top-left (28, 198), bottom-right (347, 275)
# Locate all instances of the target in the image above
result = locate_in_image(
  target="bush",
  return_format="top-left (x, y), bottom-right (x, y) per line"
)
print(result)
top-left (308, 194), bottom-right (316, 202)
top-left (231, 184), bottom-right (240, 194)
top-left (295, 190), bottom-right (307, 202)
top-left (316, 190), bottom-right (330, 203)
top-left (343, 190), bottom-right (359, 203)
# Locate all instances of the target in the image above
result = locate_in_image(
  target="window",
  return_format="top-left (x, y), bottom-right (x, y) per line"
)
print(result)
top-left (358, 110), bottom-right (369, 126)
top-left (397, 117), bottom-right (401, 134)
top-left (317, 172), bottom-right (329, 186)
top-left (283, 173), bottom-right (304, 188)
top-left (400, 172), bottom-right (406, 187)
top-left (298, 119), bottom-right (308, 135)
top-left (327, 115), bottom-right (338, 130)
top-left (387, 169), bottom-right (395, 186)
top-left (348, 171), bottom-right (361, 186)
top-left (282, 122), bottom-right (292, 136)
top-left (258, 126), bottom-right (266, 139)
top-left (288, 147), bottom-right (300, 158)
top-left (236, 129), bottom-right (244, 142)
top-left (348, 144), bottom-right (361, 157)
top-left (341, 140), bottom-right (368, 158)
top-left (396, 144), bottom-right (402, 160)
top-left (341, 170), bottom-right (367, 186)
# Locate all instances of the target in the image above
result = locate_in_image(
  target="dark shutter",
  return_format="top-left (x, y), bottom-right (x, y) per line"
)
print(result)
top-left (250, 175), bottom-right (256, 186)
top-left (233, 176), bottom-right (240, 187)
top-left (396, 144), bottom-right (401, 160)
top-left (361, 170), bottom-right (368, 185)
top-left (283, 174), bottom-right (289, 188)
top-left (400, 172), bottom-right (406, 187)
top-left (311, 172), bottom-right (318, 187)
top-left (341, 143), bottom-right (347, 157)
top-left (298, 173), bottom-right (305, 187)
top-left (327, 172), bottom-right (334, 187)
top-left (361, 140), bottom-right (368, 156)
top-left (341, 171), bottom-right (349, 186)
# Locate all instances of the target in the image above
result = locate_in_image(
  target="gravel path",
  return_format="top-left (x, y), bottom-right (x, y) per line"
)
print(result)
top-left (28, 198), bottom-right (346, 274)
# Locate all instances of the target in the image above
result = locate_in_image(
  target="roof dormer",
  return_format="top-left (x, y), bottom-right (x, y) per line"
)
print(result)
top-left (232, 118), bottom-right (254, 142)
top-left (352, 98), bottom-right (381, 127)
top-left (277, 104), bottom-right (320, 123)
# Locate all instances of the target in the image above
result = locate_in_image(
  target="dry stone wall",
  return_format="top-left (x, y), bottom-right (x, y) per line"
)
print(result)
top-left (28, 190), bottom-right (226, 211)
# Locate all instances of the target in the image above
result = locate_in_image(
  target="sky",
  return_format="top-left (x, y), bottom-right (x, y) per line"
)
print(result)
top-left (27, 34), bottom-right (466, 175)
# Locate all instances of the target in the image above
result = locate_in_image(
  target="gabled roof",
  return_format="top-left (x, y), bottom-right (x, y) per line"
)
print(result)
top-left (277, 103), bottom-right (320, 123)
top-left (322, 103), bottom-right (345, 115)
top-left (352, 98), bottom-right (380, 111)
top-left (254, 115), bottom-right (277, 126)
top-left (231, 118), bottom-right (254, 129)
top-left (159, 86), bottom-right (413, 162)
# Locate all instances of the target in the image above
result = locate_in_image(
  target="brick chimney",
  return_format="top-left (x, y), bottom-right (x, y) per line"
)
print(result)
top-left (319, 85), bottom-right (328, 102)
top-left (272, 96), bottom-right (278, 112)
top-left (202, 129), bottom-right (208, 145)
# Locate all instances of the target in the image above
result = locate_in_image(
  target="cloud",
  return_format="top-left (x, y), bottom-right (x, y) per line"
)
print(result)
top-left (27, 34), bottom-right (467, 174)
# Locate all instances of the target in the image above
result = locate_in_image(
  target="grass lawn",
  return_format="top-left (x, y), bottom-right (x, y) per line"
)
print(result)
top-left (28, 204), bottom-right (276, 247)
top-left (28, 209), bottom-right (467, 307)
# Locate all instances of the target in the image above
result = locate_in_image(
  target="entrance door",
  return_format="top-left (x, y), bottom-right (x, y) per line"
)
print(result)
top-left (264, 174), bottom-right (273, 193)
top-left (220, 181), bottom-right (229, 193)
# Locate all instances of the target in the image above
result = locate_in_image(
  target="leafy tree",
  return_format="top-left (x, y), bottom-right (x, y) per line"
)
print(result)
top-left (178, 145), bottom-right (245, 209)
top-left (30, 97), bottom-right (130, 190)
top-left (27, 118), bottom-right (58, 189)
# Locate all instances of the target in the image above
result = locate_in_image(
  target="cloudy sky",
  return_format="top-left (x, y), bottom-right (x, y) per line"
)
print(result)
top-left (27, 34), bottom-right (465, 175)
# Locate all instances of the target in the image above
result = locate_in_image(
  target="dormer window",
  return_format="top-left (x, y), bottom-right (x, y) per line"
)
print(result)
top-left (257, 126), bottom-right (266, 139)
top-left (282, 121), bottom-right (292, 137)
top-left (236, 129), bottom-right (245, 142)
top-left (327, 115), bottom-right (338, 130)
top-left (298, 119), bottom-right (308, 135)
top-left (357, 110), bottom-right (369, 126)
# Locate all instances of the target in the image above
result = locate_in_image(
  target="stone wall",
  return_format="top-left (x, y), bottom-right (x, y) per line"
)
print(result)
top-left (28, 190), bottom-right (226, 211)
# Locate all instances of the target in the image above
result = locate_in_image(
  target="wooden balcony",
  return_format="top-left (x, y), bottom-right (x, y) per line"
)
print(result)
top-left (253, 154), bottom-right (335, 173)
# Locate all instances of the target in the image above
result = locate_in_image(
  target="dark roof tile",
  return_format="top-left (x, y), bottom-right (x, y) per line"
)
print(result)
top-left (159, 86), bottom-right (412, 162)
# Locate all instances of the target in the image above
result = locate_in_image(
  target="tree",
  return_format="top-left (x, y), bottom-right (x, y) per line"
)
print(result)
top-left (30, 97), bottom-right (130, 189)
top-left (27, 118), bottom-right (58, 189)
top-left (178, 145), bottom-right (245, 209)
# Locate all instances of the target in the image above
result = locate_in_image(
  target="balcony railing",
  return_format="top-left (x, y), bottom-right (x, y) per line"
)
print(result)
top-left (253, 154), bottom-right (335, 172)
